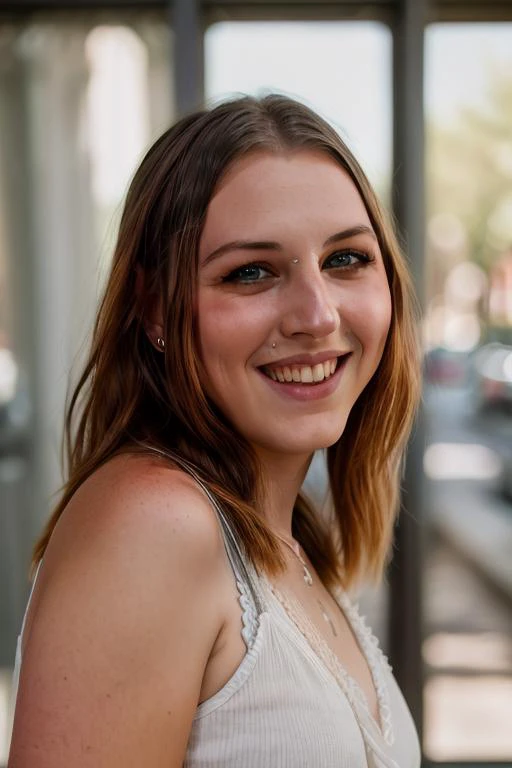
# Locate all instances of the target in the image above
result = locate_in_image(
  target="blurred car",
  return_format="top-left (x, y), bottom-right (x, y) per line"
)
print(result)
top-left (469, 342), bottom-right (512, 503)
top-left (470, 342), bottom-right (512, 413)
top-left (424, 346), bottom-right (468, 386)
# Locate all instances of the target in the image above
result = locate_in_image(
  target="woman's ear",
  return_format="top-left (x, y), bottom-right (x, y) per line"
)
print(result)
top-left (135, 265), bottom-right (165, 350)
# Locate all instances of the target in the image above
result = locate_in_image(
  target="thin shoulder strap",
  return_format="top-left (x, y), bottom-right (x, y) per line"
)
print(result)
top-left (19, 559), bottom-right (43, 641)
top-left (135, 443), bottom-right (265, 615)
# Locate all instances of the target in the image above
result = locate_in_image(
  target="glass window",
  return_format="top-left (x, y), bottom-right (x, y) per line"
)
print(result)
top-left (205, 22), bottom-right (392, 198)
top-left (424, 22), bottom-right (512, 763)
top-left (0, 17), bottom-right (172, 762)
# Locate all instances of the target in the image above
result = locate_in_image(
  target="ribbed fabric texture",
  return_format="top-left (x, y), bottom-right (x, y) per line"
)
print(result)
top-left (183, 570), bottom-right (420, 768)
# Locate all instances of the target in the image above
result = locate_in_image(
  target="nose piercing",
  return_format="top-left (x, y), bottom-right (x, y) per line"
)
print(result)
top-left (271, 342), bottom-right (277, 349)
top-left (291, 258), bottom-right (299, 264)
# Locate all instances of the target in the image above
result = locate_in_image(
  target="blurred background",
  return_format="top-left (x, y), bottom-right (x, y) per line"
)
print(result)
top-left (0, 1), bottom-right (511, 766)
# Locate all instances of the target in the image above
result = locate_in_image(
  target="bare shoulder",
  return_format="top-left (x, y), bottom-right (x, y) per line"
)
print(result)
top-left (52, 452), bottom-right (225, 564)
top-left (10, 453), bottom-right (225, 767)
top-left (27, 452), bottom-right (227, 624)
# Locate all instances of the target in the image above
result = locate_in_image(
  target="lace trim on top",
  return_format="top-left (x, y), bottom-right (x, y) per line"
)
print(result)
top-left (196, 485), bottom-right (261, 650)
top-left (335, 589), bottom-right (394, 746)
top-left (265, 580), bottom-right (395, 748)
top-left (236, 577), bottom-right (259, 648)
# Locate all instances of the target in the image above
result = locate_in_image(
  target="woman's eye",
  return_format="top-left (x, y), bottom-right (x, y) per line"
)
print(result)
top-left (325, 249), bottom-right (373, 270)
top-left (222, 264), bottom-right (272, 284)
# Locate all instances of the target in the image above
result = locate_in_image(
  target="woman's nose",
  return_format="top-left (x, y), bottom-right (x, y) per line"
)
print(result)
top-left (279, 268), bottom-right (340, 339)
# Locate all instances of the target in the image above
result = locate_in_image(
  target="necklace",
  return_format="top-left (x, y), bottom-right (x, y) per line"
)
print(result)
top-left (274, 532), bottom-right (313, 586)
top-left (317, 598), bottom-right (338, 637)
top-left (273, 533), bottom-right (339, 638)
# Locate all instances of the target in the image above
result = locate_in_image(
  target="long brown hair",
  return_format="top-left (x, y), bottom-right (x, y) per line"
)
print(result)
top-left (33, 94), bottom-right (421, 589)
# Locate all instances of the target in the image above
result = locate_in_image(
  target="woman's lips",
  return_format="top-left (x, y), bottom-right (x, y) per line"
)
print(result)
top-left (263, 358), bottom-right (337, 384)
top-left (257, 354), bottom-right (351, 401)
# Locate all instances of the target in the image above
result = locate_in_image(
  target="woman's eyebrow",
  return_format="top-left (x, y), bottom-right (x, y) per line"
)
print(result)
top-left (323, 224), bottom-right (377, 247)
top-left (203, 240), bottom-right (283, 266)
top-left (202, 224), bottom-right (377, 267)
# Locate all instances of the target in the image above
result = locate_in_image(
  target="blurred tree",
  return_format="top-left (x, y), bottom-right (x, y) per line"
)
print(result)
top-left (428, 71), bottom-right (512, 266)
top-left (426, 69), bottom-right (512, 339)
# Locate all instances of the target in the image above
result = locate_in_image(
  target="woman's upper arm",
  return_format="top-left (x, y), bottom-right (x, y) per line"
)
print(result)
top-left (9, 458), bottom-right (225, 767)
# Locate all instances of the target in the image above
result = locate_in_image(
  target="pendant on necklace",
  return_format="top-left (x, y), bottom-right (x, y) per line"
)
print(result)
top-left (302, 564), bottom-right (313, 587)
top-left (275, 533), bottom-right (314, 587)
top-left (317, 598), bottom-right (338, 637)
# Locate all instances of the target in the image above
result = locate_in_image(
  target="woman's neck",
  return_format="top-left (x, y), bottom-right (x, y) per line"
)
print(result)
top-left (255, 450), bottom-right (313, 536)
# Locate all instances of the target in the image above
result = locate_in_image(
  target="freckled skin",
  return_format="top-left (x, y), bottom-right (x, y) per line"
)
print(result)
top-left (197, 151), bottom-right (392, 461)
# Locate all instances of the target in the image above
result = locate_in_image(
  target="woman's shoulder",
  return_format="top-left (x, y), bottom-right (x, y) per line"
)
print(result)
top-left (50, 452), bottom-right (226, 568)
top-left (13, 453), bottom-right (227, 765)
top-left (78, 450), bottom-right (217, 521)
top-left (30, 452), bottom-right (228, 646)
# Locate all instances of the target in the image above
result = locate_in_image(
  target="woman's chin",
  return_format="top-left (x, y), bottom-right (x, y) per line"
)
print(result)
top-left (250, 422), bottom-right (347, 458)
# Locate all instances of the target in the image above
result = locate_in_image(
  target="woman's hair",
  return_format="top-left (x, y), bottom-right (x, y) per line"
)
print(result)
top-left (33, 94), bottom-right (421, 589)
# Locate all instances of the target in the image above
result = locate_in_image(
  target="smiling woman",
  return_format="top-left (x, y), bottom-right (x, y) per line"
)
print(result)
top-left (8, 95), bottom-right (421, 768)
top-left (197, 152), bottom-right (392, 457)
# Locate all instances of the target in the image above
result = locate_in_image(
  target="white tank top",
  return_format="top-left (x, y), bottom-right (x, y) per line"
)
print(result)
top-left (11, 463), bottom-right (421, 768)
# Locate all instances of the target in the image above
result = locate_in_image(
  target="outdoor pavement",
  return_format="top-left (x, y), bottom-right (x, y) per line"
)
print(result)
top-left (422, 383), bottom-right (512, 763)
top-left (425, 383), bottom-right (512, 603)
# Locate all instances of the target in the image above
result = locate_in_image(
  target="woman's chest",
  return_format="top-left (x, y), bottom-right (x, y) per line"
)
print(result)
top-left (267, 570), bottom-right (381, 724)
top-left (201, 564), bottom-right (379, 724)
top-left (189, 613), bottom-right (420, 768)
top-left (189, 615), bottom-right (371, 768)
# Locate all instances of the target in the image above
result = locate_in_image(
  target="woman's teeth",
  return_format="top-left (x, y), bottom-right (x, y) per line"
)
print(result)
top-left (264, 359), bottom-right (337, 384)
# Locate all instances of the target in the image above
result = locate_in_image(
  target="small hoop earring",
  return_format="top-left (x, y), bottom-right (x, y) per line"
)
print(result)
top-left (156, 336), bottom-right (165, 350)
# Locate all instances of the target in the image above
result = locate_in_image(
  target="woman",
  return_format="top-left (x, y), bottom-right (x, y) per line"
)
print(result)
top-left (9, 94), bottom-right (421, 767)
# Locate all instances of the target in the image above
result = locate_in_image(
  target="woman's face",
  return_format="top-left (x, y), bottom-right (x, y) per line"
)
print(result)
top-left (197, 150), bottom-right (392, 460)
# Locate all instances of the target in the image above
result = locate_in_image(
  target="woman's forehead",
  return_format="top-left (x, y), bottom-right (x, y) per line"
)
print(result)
top-left (200, 151), bottom-right (372, 257)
